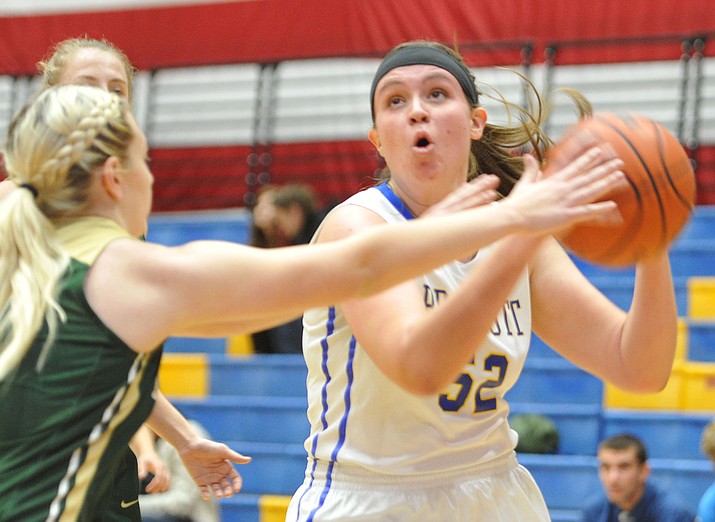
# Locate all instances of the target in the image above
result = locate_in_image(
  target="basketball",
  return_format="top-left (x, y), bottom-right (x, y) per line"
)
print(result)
top-left (546, 112), bottom-right (696, 267)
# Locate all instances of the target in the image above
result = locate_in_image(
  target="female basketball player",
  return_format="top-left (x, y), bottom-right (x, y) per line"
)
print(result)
top-left (44, 36), bottom-right (169, 499)
top-left (0, 37), bottom-right (172, 506)
top-left (287, 41), bottom-right (678, 521)
top-left (0, 83), bottom-right (621, 521)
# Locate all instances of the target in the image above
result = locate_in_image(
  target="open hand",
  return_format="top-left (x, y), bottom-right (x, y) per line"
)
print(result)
top-left (178, 437), bottom-right (252, 500)
top-left (503, 146), bottom-right (625, 236)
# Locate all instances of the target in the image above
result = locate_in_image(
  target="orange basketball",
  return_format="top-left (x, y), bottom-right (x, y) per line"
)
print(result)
top-left (546, 112), bottom-right (696, 267)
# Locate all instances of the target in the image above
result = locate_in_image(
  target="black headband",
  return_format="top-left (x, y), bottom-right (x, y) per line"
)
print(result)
top-left (370, 45), bottom-right (479, 121)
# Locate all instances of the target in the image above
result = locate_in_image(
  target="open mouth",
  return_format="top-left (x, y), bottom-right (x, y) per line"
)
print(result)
top-left (414, 133), bottom-right (432, 149)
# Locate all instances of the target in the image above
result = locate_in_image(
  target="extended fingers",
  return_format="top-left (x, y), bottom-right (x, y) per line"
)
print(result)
top-left (566, 159), bottom-right (625, 205)
top-left (202, 462), bottom-right (244, 500)
top-left (211, 476), bottom-right (235, 498)
top-left (423, 175), bottom-right (500, 217)
top-left (551, 146), bottom-right (608, 181)
top-left (448, 175), bottom-right (500, 205)
top-left (564, 200), bottom-right (623, 227)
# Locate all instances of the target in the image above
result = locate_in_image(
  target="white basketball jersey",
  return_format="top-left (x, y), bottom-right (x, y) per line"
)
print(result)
top-left (302, 184), bottom-right (531, 475)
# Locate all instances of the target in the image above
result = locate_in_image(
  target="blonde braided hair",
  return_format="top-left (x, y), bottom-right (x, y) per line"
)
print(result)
top-left (0, 85), bottom-right (131, 380)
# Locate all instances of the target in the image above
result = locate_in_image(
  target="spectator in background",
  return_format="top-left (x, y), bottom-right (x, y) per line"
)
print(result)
top-left (273, 183), bottom-right (325, 246)
top-left (581, 433), bottom-right (694, 522)
top-left (251, 183), bottom-right (330, 354)
top-left (249, 185), bottom-right (284, 249)
top-left (140, 420), bottom-right (219, 522)
top-left (698, 419), bottom-right (715, 522)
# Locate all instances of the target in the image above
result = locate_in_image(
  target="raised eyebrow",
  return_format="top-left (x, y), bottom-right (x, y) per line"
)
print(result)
top-left (375, 78), bottom-right (406, 98)
top-left (423, 71), bottom-right (462, 90)
top-left (376, 70), bottom-right (456, 95)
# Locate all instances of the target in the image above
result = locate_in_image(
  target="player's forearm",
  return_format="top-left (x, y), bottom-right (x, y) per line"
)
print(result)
top-left (145, 392), bottom-right (199, 452)
top-left (620, 252), bottom-right (678, 391)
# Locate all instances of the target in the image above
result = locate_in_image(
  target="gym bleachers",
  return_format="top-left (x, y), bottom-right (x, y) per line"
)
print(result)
top-left (153, 206), bottom-right (715, 521)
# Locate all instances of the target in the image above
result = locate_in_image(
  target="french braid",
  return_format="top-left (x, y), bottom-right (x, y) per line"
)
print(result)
top-left (0, 85), bottom-right (131, 380)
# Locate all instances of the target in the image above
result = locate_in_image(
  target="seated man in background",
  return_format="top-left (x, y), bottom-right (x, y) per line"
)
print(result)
top-left (581, 433), bottom-right (694, 522)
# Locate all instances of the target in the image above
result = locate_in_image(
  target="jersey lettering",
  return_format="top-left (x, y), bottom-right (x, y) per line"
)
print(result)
top-left (490, 299), bottom-right (523, 336)
top-left (423, 284), bottom-right (448, 308)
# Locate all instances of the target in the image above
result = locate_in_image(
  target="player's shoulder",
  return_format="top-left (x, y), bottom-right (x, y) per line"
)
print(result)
top-left (316, 189), bottom-right (388, 242)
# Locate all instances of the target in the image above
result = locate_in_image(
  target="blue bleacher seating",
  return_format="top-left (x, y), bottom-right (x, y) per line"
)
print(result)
top-left (218, 493), bottom-right (262, 522)
top-left (163, 336), bottom-right (226, 354)
top-left (225, 441), bottom-right (306, 495)
top-left (173, 396), bottom-right (309, 444)
top-left (649, 457), bottom-right (712, 513)
top-left (549, 510), bottom-right (581, 522)
top-left (587, 275), bottom-right (688, 316)
top-left (602, 410), bottom-right (712, 460)
top-left (147, 210), bottom-right (251, 246)
top-left (669, 239), bottom-right (715, 277)
top-left (209, 354), bottom-right (307, 397)
top-left (519, 454), bottom-right (600, 510)
top-left (509, 357), bottom-right (603, 405)
top-left (687, 320), bottom-right (715, 362)
top-left (676, 206), bottom-right (715, 242)
top-left (509, 402), bottom-right (602, 455)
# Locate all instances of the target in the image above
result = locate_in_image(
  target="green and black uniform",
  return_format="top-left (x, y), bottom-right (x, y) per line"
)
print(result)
top-left (0, 218), bottom-right (161, 522)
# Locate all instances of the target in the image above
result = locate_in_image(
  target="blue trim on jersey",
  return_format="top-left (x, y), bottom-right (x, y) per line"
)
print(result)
top-left (332, 335), bottom-right (356, 462)
top-left (296, 306), bottom-right (336, 521)
top-left (305, 318), bottom-right (358, 522)
top-left (376, 182), bottom-right (415, 221)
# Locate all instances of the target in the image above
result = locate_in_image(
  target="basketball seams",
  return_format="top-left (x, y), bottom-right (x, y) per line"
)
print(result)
top-left (546, 111), bottom-right (695, 266)
top-left (652, 121), bottom-right (696, 231)
top-left (600, 115), bottom-right (668, 253)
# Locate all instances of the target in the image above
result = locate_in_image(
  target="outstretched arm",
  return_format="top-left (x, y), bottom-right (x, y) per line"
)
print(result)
top-left (145, 392), bottom-right (251, 499)
top-left (86, 147), bottom-right (623, 353)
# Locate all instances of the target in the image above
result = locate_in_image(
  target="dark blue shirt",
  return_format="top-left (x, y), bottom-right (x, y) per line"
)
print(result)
top-left (581, 482), bottom-right (695, 522)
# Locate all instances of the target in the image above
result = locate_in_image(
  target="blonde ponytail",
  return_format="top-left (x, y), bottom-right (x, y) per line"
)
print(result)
top-left (0, 85), bottom-right (131, 380)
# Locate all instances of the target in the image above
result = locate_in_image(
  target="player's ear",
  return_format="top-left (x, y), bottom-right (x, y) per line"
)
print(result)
top-left (470, 107), bottom-right (487, 141)
top-left (99, 156), bottom-right (123, 200)
top-left (369, 128), bottom-right (382, 156)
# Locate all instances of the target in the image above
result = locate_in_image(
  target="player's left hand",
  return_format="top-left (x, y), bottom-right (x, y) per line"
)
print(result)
top-left (178, 438), bottom-right (252, 500)
top-left (421, 174), bottom-right (500, 218)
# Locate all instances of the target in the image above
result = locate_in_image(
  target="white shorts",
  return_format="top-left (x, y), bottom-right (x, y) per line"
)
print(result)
top-left (286, 452), bottom-right (550, 522)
